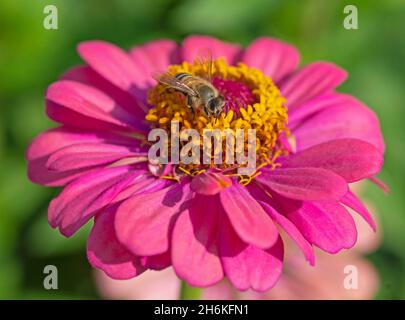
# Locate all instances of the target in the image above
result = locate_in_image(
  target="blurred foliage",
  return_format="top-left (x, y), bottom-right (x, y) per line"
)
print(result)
top-left (0, 0), bottom-right (404, 299)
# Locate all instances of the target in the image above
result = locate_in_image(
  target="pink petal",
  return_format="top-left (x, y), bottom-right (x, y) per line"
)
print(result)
top-left (369, 176), bottom-right (389, 193)
top-left (49, 166), bottom-right (142, 237)
top-left (181, 35), bottom-right (241, 65)
top-left (111, 175), bottom-right (170, 205)
top-left (219, 183), bottom-right (279, 249)
top-left (172, 195), bottom-right (223, 287)
top-left (282, 200), bottom-right (357, 253)
top-left (190, 172), bottom-right (232, 195)
top-left (341, 191), bottom-right (376, 231)
top-left (219, 215), bottom-right (284, 292)
top-left (259, 201), bottom-right (315, 265)
top-left (292, 95), bottom-right (385, 153)
top-left (288, 93), bottom-right (350, 128)
top-left (87, 207), bottom-right (145, 280)
top-left (77, 40), bottom-right (151, 98)
top-left (45, 142), bottom-right (146, 172)
top-left (258, 167), bottom-right (348, 201)
top-left (46, 80), bottom-right (147, 133)
top-left (282, 139), bottom-right (383, 182)
top-left (140, 251), bottom-right (172, 271)
top-left (280, 62), bottom-right (347, 109)
top-left (242, 37), bottom-right (300, 83)
top-left (62, 65), bottom-right (145, 117)
top-left (26, 127), bottom-right (137, 186)
top-left (130, 39), bottom-right (180, 85)
top-left (115, 183), bottom-right (193, 256)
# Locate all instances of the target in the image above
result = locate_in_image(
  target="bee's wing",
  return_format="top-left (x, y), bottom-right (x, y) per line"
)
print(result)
top-left (193, 49), bottom-right (213, 82)
top-left (152, 72), bottom-right (198, 96)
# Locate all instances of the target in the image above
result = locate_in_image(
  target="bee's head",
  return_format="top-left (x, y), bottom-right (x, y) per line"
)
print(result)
top-left (207, 95), bottom-right (226, 117)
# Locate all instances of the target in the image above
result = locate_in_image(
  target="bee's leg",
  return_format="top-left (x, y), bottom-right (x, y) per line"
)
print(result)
top-left (190, 107), bottom-right (197, 121)
top-left (186, 96), bottom-right (197, 119)
top-left (186, 95), bottom-right (193, 109)
top-left (204, 105), bottom-right (210, 117)
top-left (213, 115), bottom-right (219, 125)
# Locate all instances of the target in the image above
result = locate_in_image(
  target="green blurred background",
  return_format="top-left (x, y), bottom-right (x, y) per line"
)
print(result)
top-left (0, 0), bottom-right (404, 299)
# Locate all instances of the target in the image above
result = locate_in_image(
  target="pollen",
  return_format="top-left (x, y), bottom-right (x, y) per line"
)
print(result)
top-left (146, 58), bottom-right (289, 179)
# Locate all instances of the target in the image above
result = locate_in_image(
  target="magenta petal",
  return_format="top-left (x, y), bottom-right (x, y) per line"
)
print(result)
top-left (27, 127), bottom-right (139, 186)
top-left (258, 167), bottom-right (348, 201)
top-left (49, 166), bottom-right (140, 237)
top-left (283, 201), bottom-right (357, 253)
top-left (288, 93), bottom-right (351, 129)
top-left (282, 139), bottom-right (383, 182)
top-left (259, 201), bottom-right (315, 265)
top-left (46, 80), bottom-right (147, 133)
top-left (28, 159), bottom-right (98, 188)
top-left (115, 183), bottom-right (192, 256)
top-left (369, 176), bottom-right (389, 193)
top-left (242, 37), bottom-right (299, 83)
top-left (181, 35), bottom-right (241, 64)
top-left (130, 39), bottom-right (180, 85)
top-left (341, 191), bottom-right (376, 231)
top-left (111, 175), bottom-right (170, 205)
top-left (280, 62), bottom-right (347, 109)
top-left (62, 65), bottom-right (146, 118)
top-left (87, 207), bottom-right (145, 280)
top-left (45, 142), bottom-right (146, 172)
top-left (219, 216), bottom-right (283, 292)
top-left (190, 172), bottom-right (232, 195)
top-left (172, 195), bottom-right (223, 287)
top-left (140, 251), bottom-right (171, 271)
top-left (77, 40), bottom-right (150, 95)
top-left (292, 95), bottom-right (385, 153)
top-left (220, 183), bottom-right (279, 249)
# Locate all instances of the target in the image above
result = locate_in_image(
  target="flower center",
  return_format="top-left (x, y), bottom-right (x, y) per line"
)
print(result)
top-left (145, 58), bottom-right (289, 183)
top-left (211, 77), bottom-right (256, 113)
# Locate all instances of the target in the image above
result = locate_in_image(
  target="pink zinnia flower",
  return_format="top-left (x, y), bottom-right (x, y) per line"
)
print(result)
top-left (26, 36), bottom-right (385, 292)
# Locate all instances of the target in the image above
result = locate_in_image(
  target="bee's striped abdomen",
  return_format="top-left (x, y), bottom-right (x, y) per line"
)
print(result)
top-left (175, 72), bottom-right (191, 80)
top-left (175, 72), bottom-right (200, 88)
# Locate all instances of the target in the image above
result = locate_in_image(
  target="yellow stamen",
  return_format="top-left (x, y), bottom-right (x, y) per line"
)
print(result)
top-left (146, 58), bottom-right (289, 184)
top-left (178, 166), bottom-right (193, 176)
top-left (160, 175), bottom-right (180, 183)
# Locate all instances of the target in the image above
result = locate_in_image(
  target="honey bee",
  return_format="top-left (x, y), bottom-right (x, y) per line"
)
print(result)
top-left (153, 54), bottom-right (226, 118)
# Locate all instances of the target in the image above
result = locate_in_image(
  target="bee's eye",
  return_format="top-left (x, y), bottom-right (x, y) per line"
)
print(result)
top-left (208, 99), bottom-right (217, 110)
